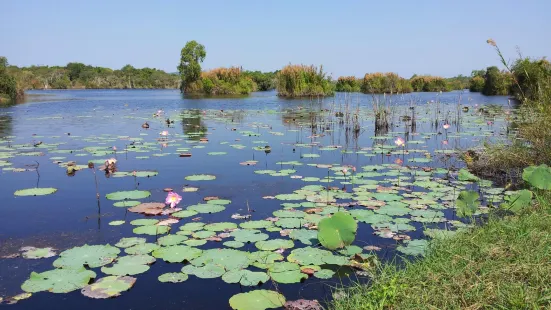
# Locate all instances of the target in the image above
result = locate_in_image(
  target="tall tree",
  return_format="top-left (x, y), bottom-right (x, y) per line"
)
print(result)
top-left (177, 40), bottom-right (206, 92)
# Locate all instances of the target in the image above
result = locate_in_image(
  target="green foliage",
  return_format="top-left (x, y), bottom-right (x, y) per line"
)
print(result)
top-left (522, 164), bottom-right (551, 190)
top-left (469, 75), bottom-right (485, 92)
top-left (445, 74), bottom-right (470, 90)
top-left (7, 62), bottom-right (179, 90)
top-left (500, 190), bottom-right (533, 214)
top-left (0, 56), bottom-right (18, 101)
top-left (336, 76), bottom-right (361, 92)
top-left (276, 64), bottom-right (334, 97)
top-left (410, 75), bottom-right (450, 92)
top-left (178, 40), bottom-right (206, 92)
top-left (456, 190), bottom-right (480, 217)
top-left (331, 207), bottom-right (551, 309)
top-left (511, 58), bottom-right (551, 103)
top-left (361, 72), bottom-right (412, 94)
top-left (318, 212), bottom-right (357, 250)
top-left (185, 67), bottom-right (257, 95)
top-left (243, 70), bottom-right (277, 91)
top-left (482, 66), bottom-right (512, 96)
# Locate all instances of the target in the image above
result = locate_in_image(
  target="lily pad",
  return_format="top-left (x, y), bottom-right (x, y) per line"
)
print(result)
top-left (229, 290), bottom-right (286, 310)
top-left (181, 264), bottom-right (226, 279)
top-left (53, 244), bottom-right (120, 269)
top-left (318, 212), bottom-right (357, 250)
top-left (20, 247), bottom-right (56, 259)
top-left (191, 248), bottom-right (250, 270)
top-left (185, 174), bottom-right (216, 181)
top-left (222, 269), bottom-right (270, 286)
top-left (158, 272), bottom-right (188, 283)
top-left (255, 239), bottom-right (295, 251)
top-left (268, 262), bottom-right (307, 284)
top-left (124, 243), bottom-right (160, 255)
top-left (152, 245), bottom-right (203, 263)
top-left (115, 237), bottom-right (146, 248)
top-left (21, 268), bottom-right (96, 293)
top-left (132, 225), bottom-right (170, 235)
top-left (14, 188), bottom-right (57, 196)
top-left (106, 190), bottom-right (151, 201)
top-left (231, 229), bottom-right (269, 243)
top-left (81, 276), bottom-right (136, 299)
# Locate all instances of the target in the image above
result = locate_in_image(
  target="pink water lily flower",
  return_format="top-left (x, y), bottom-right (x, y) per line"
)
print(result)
top-left (394, 137), bottom-right (405, 147)
top-left (342, 167), bottom-right (348, 174)
top-left (160, 131), bottom-right (169, 136)
top-left (352, 166), bottom-right (357, 173)
top-left (113, 146), bottom-right (117, 151)
top-left (165, 192), bottom-right (182, 208)
top-left (443, 123), bottom-right (450, 130)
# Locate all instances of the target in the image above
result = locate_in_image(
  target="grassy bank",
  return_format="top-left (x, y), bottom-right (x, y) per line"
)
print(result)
top-left (184, 67), bottom-right (256, 95)
top-left (331, 202), bottom-right (551, 309)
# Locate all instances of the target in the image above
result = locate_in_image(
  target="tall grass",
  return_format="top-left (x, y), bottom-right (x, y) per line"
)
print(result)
top-left (410, 75), bottom-right (449, 92)
top-left (276, 64), bottom-right (334, 97)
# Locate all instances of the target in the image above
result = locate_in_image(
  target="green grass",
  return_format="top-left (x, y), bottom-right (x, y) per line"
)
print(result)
top-left (331, 204), bottom-right (551, 309)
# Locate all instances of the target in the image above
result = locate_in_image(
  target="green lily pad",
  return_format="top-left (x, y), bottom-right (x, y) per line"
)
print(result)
top-left (185, 174), bottom-right (216, 181)
top-left (109, 220), bottom-right (125, 226)
top-left (249, 251), bottom-right (284, 269)
top-left (191, 248), bottom-right (250, 270)
top-left (239, 220), bottom-right (273, 229)
top-left (181, 264), bottom-right (226, 279)
top-left (53, 244), bottom-right (120, 269)
top-left (179, 222), bottom-right (205, 231)
top-left (458, 168), bottom-right (480, 182)
top-left (101, 255), bottom-right (155, 276)
top-left (14, 187), bottom-right (57, 196)
top-left (152, 245), bottom-right (203, 263)
top-left (115, 237), bottom-right (146, 248)
top-left (397, 239), bottom-right (429, 256)
top-left (204, 222), bottom-right (238, 231)
top-left (289, 229), bottom-right (318, 245)
top-left (231, 229), bottom-right (269, 243)
top-left (106, 190), bottom-right (151, 201)
top-left (172, 210), bottom-right (199, 218)
top-left (158, 272), bottom-right (188, 283)
top-left (229, 290), bottom-right (286, 310)
top-left (456, 190), bottom-right (480, 217)
top-left (113, 201), bottom-right (141, 208)
top-left (187, 203), bottom-right (226, 213)
top-left (157, 234), bottom-right (188, 246)
top-left (133, 225), bottom-right (170, 235)
top-left (21, 268), bottom-right (96, 293)
top-left (255, 239), bottom-right (295, 251)
top-left (268, 262), bottom-right (307, 283)
top-left (81, 276), bottom-right (136, 299)
top-left (222, 270), bottom-right (270, 286)
top-left (318, 212), bottom-right (357, 250)
top-left (314, 269), bottom-right (335, 279)
top-left (223, 241), bottom-right (245, 248)
top-left (523, 165), bottom-right (551, 190)
top-left (124, 243), bottom-right (160, 255)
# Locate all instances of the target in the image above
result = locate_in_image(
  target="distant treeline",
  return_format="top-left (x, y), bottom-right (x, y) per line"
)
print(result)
top-left (6, 62), bottom-right (180, 90)
top-left (469, 58), bottom-right (551, 100)
top-left (335, 73), bottom-right (470, 94)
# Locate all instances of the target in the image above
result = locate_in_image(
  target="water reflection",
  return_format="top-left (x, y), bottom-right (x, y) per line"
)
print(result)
top-left (0, 114), bottom-right (13, 137)
top-left (181, 109), bottom-right (207, 141)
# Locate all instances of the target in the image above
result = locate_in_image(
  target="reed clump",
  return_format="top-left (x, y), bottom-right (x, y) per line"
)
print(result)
top-left (276, 64), bottom-right (334, 97)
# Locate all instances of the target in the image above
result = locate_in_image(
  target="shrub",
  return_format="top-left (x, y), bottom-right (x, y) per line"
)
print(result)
top-left (361, 73), bottom-right (412, 94)
top-left (186, 67), bottom-right (256, 95)
top-left (336, 76), bottom-right (361, 92)
top-left (410, 75), bottom-right (450, 92)
top-left (276, 64), bottom-right (334, 97)
top-left (469, 76), bottom-right (485, 92)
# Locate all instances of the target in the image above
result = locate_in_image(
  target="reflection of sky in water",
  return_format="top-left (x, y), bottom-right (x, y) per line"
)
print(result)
top-left (0, 90), bottom-right (512, 308)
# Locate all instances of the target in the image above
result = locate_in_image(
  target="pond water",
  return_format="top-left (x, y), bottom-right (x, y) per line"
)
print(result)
top-left (0, 89), bottom-right (512, 309)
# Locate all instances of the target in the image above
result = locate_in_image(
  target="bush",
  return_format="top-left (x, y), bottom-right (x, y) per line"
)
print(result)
top-left (511, 58), bottom-right (551, 103)
top-left (243, 71), bottom-right (276, 91)
top-left (482, 66), bottom-right (512, 96)
top-left (361, 73), bottom-right (412, 94)
top-left (185, 67), bottom-right (256, 95)
top-left (469, 76), bottom-right (485, 92)
top-left (276, 64), bottom-right (334, 97)
top-left (410, 75), bottom-right (450, 92)
top-left (336, 76), bottom-right (361, 92)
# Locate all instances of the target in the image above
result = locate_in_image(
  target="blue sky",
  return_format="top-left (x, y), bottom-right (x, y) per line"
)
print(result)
top-left (1, 0), bottom-right (549, 78)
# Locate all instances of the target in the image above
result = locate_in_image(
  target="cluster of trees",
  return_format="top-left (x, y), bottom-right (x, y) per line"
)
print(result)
top-left (275, 64), bottom-right (334, 97)
top-left (7, 63), bottom-right (179, 90)
top-left (335, 74), bottom-right (470, 94)
top-left (0, 57), bottom-right (19, 102)
top-left (469, 59), bottom-right (551, 100)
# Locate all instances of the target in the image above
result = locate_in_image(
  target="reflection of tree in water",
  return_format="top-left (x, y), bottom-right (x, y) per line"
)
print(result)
top-left (0, 114), bottom-right (13, 138)
top-left (181, 110), bottom-right (207, 141)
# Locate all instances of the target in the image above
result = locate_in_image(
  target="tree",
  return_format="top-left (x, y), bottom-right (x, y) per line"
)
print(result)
top-left (66, 62), bottom-right (86, 81)
top-left (0, 56), bottom-right (17, 100)
top-left (177, 40), bottom-right (206, 92)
